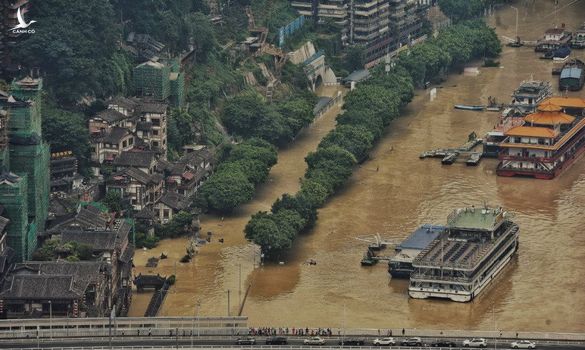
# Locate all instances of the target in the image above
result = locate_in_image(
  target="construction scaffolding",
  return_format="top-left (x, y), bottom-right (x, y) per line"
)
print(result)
top-left (133, 61), bottom-right (171, 101)
top-left (0, 173), bottom-right (31, 261)
top-left (9, 142), bottom-right (50, 233)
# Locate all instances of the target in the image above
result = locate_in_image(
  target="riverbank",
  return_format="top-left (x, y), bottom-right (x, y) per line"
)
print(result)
top-left (128, 85), bottom-right (345, 317)
top-left (132, 0), bottom-right (585, 332)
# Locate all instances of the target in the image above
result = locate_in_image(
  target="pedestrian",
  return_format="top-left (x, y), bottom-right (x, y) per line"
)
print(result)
top-left (378, 329), bottom-right (381, 336)
top-left (148, 328), bottom-right (152, 336)
top-left (376, 166), bottom-right (379, 172)
top-left (516, 332), bottom-right (519, 339)
top-left (389, 329), bottom-right (392, 336)
top-left (402, 328), bottom-right (405, 336)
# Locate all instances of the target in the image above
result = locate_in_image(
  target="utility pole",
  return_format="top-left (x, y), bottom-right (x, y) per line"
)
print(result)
top-left (493, 304), bottom-right (497, 350)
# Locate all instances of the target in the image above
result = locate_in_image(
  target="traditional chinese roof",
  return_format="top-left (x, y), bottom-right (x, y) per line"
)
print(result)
top-left (113, 150), bottom-right (157, 169)
top-left (137, 102), bottom-right (167, 114)
top-left (505, 126), bottom-right (559, 138)
top-left (12, 261), bottom-right (105, 285)
top-left (524, 102), bottom-right (575, 125)
top-left (102, 127), bottom-right (131, 144)
top-left (94, 109), bottom-right (128, 123)
top-left (0, 275), bottom-right (85, 300)
top-left (157, 192), bottom-right (190, 211)
top-left (541, 97), bottom-right (585, 109)
top-left (108, 96), bottom-right (139, 110)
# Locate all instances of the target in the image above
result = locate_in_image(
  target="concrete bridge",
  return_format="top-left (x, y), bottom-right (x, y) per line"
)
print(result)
top-left (1, 316), bottom-right (585, 349)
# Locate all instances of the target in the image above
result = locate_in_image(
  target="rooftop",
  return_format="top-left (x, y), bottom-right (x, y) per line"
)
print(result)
top-left (541, 96), bottom-right (585, 109)
top-left (113, 150), bottom-right (157, 169)
top-left (0, 275), bottom-right (85, 300)
top-left (397, 224), bottom-right (445, 251)
top-left (94, 109), bottom-right (128, 123)
top-left (523, 103), bottom-right (575, 125)
top-left (158, 192), bottom-right (190, 211)
top-left (102, 127), bottom-right (131, 144)
top-left (447, 207), bottom-right (506, 231)
top-left (505, 126), bottom-right (559, 138)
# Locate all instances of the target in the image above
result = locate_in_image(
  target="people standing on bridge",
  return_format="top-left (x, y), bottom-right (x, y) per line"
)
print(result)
top-left (148, 328), bottom-right (152, 336)
top-left (402, 328), bottom-right (405, 336)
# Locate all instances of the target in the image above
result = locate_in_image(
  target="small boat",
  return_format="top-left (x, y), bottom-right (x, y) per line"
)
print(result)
top-left (454, 104), bottom-right (485, 111)
top-left (441, 153), bottom-right (457, 165)
top-left (466, 153), bottom-right (481, 166)
top-left (553, 47), bottom-right (571, 61)
top-left (361, 256), bottom-right (377, 266)
top-left (486, 106), bottom-right (501, 112)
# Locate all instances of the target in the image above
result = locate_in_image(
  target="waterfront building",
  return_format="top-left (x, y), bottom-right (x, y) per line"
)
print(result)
top-left (290, 0), bottom-right (430, 63)
top-left (409, 206), bottom-right (519, 302)
top-left (540, 96), bottom-right (585, 116)
top-left (497, 102), bottom-right (585, 179)
top-left (0, 261), bottom-right (109, 318)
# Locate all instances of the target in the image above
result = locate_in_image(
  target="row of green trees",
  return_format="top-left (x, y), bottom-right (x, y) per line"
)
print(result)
top-left (195, 138), bottom-right (277, 213)
top-left (222, 91), bottom-right (316, 147)
top-left (245, 20), bottom-right (501, 260)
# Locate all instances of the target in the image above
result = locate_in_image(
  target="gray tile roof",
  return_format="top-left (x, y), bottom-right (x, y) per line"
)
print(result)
top-left (158, 192), bottom-right (190, 211)
top-left (113, 150), bottom-right (157, 169)
top-left (102, 127), bottom-right (130, 144)
top-left (95, 109), bottom-right (128, 123)
top-left (0, 275), bottom-right (85, 300)
top-left (61, 231), bottom-right (117, 252)
top-left (12, 261), bottom-right (105, 286)
top-left (137, 102), bottom-right (168, 114)
top-left (108, 96), bottom-right (139, 110)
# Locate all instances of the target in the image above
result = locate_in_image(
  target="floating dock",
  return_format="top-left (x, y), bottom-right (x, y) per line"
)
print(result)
top-left (420, 136), bottom-right (483, 166)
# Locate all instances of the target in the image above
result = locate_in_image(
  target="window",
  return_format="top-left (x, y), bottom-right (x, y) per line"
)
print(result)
top-left (163, 209), bottom-right (170, 218)
top-left (153, 130), bottom-right (159, 136)
top-left (152, 118), bottom-right (160, 127)
top-left (122, 140), bottom-right (127, 148)
top-left (129, 138), bottom-right (134, 145)
top-left (153, 141), bottom-right (159, 147)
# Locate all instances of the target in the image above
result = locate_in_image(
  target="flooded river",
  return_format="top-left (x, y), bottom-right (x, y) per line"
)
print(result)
top-left (130, 1), bottom-right (585, 332)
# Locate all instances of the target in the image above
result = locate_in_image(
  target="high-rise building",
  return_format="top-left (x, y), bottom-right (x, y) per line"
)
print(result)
top-left (0, 76), bottom-right (50, 261)
top-left (290, 0), bottom-right (430, 63)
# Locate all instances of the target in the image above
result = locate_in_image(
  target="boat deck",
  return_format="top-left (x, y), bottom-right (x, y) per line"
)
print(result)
top-left (414, 239), bottom-right (488, 269)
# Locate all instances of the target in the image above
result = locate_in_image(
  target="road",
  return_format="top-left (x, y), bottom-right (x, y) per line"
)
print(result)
top-left (3, 336), bottom-right (585, 350)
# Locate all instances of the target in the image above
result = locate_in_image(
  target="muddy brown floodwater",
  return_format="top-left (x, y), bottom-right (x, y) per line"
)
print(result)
top-left (130, 1), bottom-right (585, 332)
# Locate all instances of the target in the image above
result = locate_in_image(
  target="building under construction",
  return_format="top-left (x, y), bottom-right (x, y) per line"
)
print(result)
top-left (0, 77), bottom-right (50, 261)
top-left (290, 0), bottom-right (431, 63)
top-left (133, 59), bottom-right (184, 108)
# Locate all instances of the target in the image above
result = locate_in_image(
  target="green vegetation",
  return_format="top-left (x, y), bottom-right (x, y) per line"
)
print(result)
top-left (196, 138), bottom-right (277, 213)
top-left (32, 239), bottom-right (94, 261)
top-left (156, 211), bottom-right (196, 238)
top-left (245, 20), bottom-right (502, 260)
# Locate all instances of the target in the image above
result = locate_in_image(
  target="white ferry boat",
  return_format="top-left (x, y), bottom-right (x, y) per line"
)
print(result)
top-left (408, 206), bottom-right (519, 302)
top-left (511, 80), bottom-right (552, 113)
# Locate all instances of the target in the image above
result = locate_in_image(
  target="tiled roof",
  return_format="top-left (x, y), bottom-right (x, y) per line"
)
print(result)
top-left (0, 275), bottom-right (85, 300)
top-left (108, 96), bottom-right (139, 110)
top-left (505, 126), bottom-right (559, 138)
top-left (94, 109), bottom-right (128, 123)
top-left (137, 102), bottom-right (167, 114)
top-left (524, 104), bottom-right (575, 125)
top-left (12, 261), bottom-right (105, 285)
top-left (102, 127), bottom-right (130, 144)
top-left (541, 97), bottom-right (585, 109)
top-left (61, 231), bottom-right (117, 251)
top-left (158, 192), bottom-right (190, 211)
top-left (113, 150), bottom-right (157, 168)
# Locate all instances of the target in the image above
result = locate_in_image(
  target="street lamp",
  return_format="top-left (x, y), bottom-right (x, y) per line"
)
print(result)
top-left (191, 299), bottom-right (201, 347)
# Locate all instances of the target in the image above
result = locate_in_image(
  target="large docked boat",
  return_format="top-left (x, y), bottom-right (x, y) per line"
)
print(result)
top-left (408, 206), bottom-right (519, 303)
top-left (559, 59), bottom-right (585, 91)
top-left (535, 28), bottom-right (572, 52)
top-left (388, 225), bottom-right (444, 278)
top-left (497, 101), bottom-right (585, 179)
top-left (482, 80), bottom-right (552, 157)
top-left (510, 80), bottom-right (552, 113)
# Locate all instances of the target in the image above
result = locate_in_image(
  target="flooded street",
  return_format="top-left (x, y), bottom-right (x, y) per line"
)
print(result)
top-left (130, 1), bottom-right (585, 332)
